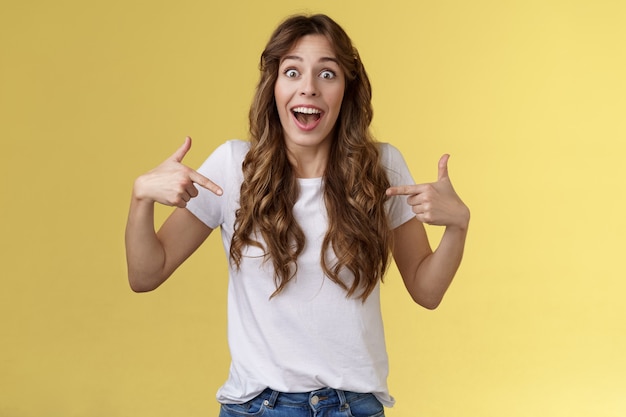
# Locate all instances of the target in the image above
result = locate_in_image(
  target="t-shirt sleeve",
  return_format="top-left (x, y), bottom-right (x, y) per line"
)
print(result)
top-left (380, 143), bottom-right (417, 229)
top-left (186, 140), bottom-right (247, 229)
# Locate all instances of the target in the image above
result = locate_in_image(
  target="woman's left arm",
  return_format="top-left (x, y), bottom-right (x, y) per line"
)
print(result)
top-left (386, 154), bottom-right (470, 309)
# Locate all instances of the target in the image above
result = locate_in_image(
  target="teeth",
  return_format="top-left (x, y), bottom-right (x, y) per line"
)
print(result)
top-left (292, 107), bottom-right (321, 114)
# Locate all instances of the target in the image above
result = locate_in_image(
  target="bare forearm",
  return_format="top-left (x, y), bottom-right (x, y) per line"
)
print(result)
top-left (125, 196), bottom-right (167, 292)
top-left (388, 153), bottom-right (470, 309)
top-left (412, 225), bottom-right (468, 309)
top-left (124, 138), bottom-right (218, 292)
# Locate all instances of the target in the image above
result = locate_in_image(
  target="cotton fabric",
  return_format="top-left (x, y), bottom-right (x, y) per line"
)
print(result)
top-left (186, 140), bottom-right (415, 407)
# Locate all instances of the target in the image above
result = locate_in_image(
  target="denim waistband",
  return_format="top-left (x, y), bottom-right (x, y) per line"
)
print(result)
top-left (257, 387), bottom-right (368, 410)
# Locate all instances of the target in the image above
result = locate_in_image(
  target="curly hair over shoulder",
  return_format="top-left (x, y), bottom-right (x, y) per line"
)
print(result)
top-left (230, 14), bottom-right (392, 301)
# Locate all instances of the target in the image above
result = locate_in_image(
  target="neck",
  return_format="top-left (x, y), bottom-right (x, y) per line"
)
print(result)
top-left (286, 142), bottom-right (331, 179)
top-left (288, 152), bottom-right (328, 178)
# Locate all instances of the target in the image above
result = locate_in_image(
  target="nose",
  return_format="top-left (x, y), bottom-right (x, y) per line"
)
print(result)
top-left (299, 74), bottom-right (318, 96)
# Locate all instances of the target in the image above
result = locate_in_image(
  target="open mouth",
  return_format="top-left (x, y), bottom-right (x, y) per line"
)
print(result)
top-left (292, 106), bottom-right (322, 128)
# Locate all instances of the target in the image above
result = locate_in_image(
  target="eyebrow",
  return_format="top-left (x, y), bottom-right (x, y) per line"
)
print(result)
top-left (281, 55), bottom-right (340, 65)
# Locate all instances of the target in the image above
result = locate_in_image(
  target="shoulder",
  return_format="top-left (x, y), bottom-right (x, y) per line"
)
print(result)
top-left (199, 140), bottom-right (250, 170)
top-left (377, 142), bottom-right (407, 169)
top-left (195, 140), bottom-right (250, 178)
top-left (376, 142), bottom-right (414, 186)
top-left (378, 141), bottom-right (404, 161)
top-left (212, 139), bottom-right (250, 161)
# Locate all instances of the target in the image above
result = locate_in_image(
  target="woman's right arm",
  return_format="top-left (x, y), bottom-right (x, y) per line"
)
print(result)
top-left (125, 137), bottom-right (223, 292)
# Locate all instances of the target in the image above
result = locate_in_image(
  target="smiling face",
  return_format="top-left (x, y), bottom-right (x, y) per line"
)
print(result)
top-left (274, 34), bottom-right (345, 159)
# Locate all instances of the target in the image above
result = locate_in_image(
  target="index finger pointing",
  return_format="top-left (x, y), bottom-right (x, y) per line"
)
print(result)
top-left (189, 170), bottom-right (223, 196)
top-left (386, 184), bottom-right (422, 196)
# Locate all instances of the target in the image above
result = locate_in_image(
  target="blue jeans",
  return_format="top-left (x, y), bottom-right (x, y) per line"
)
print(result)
top-left (218, 388), bottom-right (385, 417)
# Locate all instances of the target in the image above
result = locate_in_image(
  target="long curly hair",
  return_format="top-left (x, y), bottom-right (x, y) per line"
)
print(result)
top-left (230, 14), bottom-right (392, 301)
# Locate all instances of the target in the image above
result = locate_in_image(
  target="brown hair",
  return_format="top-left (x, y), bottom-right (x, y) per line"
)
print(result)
top-left (230, 14), bottom-right (391, 300)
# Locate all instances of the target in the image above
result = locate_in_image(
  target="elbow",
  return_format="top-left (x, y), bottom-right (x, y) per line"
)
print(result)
top-left (418, 298), bottom-right (442, 310)
top-left (411, 293), bottom-right (444, 310)
top-left (127, 274), bottom-right (161, 293)
top-left (129, 282), bottom-right (154, 293)
top-left (405, 274), bottom-right (451, 310)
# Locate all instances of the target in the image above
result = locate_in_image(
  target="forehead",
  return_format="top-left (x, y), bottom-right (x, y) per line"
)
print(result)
top-left (282, 34), bottom-right (337, 60)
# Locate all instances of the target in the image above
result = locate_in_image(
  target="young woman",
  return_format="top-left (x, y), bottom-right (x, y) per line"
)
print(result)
top-left (125, 14), bottom-right (469, 417)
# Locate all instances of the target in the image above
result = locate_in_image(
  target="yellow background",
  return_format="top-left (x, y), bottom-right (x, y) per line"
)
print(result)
top-left (1, 0), bottom-right (625, 416)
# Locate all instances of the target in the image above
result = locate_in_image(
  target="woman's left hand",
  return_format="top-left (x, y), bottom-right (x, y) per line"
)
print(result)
top-left (386, 154), bottom-right (470, 230)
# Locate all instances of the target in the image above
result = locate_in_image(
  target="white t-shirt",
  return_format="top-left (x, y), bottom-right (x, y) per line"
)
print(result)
top-left (186, 140), bottom-right (415, 407)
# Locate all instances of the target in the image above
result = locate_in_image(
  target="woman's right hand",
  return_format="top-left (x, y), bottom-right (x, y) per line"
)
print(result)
top-left (133, 136), bottom-right (223, 208)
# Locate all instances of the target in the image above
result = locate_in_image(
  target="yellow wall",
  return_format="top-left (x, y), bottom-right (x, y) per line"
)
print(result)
top-left (1, 1), bottom-right (625, 416)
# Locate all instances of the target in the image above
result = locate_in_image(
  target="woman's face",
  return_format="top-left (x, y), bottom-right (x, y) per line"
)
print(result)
top-left (274, 34), bottom-right (345, 155)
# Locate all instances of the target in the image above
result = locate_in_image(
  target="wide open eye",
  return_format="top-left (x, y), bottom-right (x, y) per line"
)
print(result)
top-left (320, 70), bottom-right (336, 79)
top-left (284, 69), bottom-right (300, 78)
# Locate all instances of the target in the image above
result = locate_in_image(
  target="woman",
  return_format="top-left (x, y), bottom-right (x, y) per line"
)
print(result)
top-left (125, 14), bottom-right (469, 417)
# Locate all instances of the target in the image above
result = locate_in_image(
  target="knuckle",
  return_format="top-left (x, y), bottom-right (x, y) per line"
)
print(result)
top-left (177, 177), bottom-right (191, 188)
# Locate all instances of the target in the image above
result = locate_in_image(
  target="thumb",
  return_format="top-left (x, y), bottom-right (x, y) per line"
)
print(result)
top-left (438, 154), bottom-right (450, 181)
top-left (170, 136), bottom-right (192, 163)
